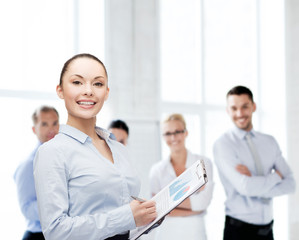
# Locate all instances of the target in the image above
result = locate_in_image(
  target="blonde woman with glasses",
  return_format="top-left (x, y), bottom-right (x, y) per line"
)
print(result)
top-left (149, 113), bottom-right (214, 240)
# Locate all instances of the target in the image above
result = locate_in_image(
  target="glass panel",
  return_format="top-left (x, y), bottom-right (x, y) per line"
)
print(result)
top-left (1, 0), bottom-right (75, 92)
top-left (160, 0), bottom-right (202, 103)
top-left (205, 110), bottom-right (231, 156)
top-left (204, 0), bottom-right (257, 105)
top-left (260, 0), bottom-right (285, 113)
top-left (77, 0), bottom-right (106, 60)
top-left (201, 110), bottom-right (228, 239)
top-left (185, 114), bottom-right (201, 154)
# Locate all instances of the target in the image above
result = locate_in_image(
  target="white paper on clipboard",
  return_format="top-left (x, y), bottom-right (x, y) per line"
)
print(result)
top-left (129, 159), bottom-right (208, 240)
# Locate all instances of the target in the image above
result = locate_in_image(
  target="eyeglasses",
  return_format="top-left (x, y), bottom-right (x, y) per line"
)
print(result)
top-left (163, 129), bottom-right (186, 137)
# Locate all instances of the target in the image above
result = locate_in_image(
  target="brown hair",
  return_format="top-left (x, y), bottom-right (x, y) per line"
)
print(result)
top-left (59, 53), bottom-right (108, 86)
top-left (226, 85), bottom-right (254, 102)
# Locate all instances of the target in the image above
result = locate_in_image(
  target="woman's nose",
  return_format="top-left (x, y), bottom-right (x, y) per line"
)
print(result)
top-left (83, 84), bottom-right (93, 96)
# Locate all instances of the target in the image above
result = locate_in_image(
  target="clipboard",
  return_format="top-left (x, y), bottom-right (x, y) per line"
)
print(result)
top-left (129, 159), bottom-right (208, 240)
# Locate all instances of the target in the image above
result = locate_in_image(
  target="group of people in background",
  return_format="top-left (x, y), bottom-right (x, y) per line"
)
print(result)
top-left (13, 53), bottom-right (295, 240)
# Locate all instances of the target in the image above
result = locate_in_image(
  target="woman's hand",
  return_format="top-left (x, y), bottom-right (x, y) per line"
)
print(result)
top-left (275, 169), bottom-right (283, 179)
top-left (130, 200), bottom-right (157, 227)
top-left (236, 164), bottom-right (252, 177)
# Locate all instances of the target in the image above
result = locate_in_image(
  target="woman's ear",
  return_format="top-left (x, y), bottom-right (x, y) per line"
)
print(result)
top-left (185, 129), bottom-right (189, 137)
top-left (56, 85), bottom-right (64, 99)
top-left (104, 87), bottom-right (110, 101)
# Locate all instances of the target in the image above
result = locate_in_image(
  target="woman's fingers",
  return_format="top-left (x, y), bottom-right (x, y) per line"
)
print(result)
top-left (130, 200), bottom-right (157, 227)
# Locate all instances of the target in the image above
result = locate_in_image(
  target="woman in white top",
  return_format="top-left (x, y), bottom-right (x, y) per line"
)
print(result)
top-left (149, 113), bottom-right (214, 240)
top-left (34, 53), bottom-right (157, 240)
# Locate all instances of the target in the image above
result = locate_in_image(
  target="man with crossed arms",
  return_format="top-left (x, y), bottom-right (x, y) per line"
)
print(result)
top-left (213, 85), bottom-right (295, 240)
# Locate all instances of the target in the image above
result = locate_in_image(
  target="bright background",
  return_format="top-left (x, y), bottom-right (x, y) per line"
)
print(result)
top-left (0, 0), bottom-right (293, 239)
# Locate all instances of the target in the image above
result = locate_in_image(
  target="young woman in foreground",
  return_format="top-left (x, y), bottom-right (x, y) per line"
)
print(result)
top-left (34, 53), bottom-right (156, 240)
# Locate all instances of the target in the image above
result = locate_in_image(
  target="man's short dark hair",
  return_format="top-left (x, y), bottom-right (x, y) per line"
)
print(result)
top-left (108, 119), bottom-right (129, 135)
top-left (32, 106), bottom-right (59, 125)
top-left (226, 85), bottom-right (254, 102)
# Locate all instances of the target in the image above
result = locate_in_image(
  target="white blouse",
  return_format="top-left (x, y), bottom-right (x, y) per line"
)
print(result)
top-left (149, 150), bottom-right (214, 240)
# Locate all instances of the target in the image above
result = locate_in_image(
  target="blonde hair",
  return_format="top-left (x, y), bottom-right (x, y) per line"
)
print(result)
top-left (163, 113), bottom-right (186, 129)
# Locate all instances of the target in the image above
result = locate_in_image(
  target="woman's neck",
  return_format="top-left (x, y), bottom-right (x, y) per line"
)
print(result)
top-left (67, 116), bottom-right (97, 137)
top-left (170, 148), bottom-right (187, 166)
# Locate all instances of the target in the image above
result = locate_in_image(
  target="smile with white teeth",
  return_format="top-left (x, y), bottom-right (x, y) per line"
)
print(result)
top-left (237, 118), bottom-right (246, 123)
top-left (78, 101), bottom-right (95, 105)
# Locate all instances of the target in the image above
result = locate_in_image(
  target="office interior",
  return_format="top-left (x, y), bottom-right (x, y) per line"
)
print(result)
top-left (0, 0), bottom-right (298, 239)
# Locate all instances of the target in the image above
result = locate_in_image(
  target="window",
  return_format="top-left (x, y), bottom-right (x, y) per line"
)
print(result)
top-left (160, 0), bottom-right (287, 239)
top-left (0, 1), bottom-right (105, 238)
top-left (160, 0), bottom-right (202, 104)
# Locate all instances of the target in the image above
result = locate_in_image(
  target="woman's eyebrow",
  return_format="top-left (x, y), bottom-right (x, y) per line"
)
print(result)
top-left (71, 74), bottom-right (84, 78)
top-left (94, 76), bottom-right (105, 79)
top-left (71, 74), bottom-right (105, 79)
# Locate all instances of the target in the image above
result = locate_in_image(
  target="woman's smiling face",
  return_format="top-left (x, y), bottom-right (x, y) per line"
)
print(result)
top-left (163, 120), bottom-right (188, 153)
top-left (56, 57), bottom-right (109, 123)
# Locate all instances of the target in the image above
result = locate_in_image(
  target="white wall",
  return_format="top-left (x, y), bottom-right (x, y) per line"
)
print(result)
top-left (285, 0), bottom-right (299, 239)
top-left (1, 0), bottom-right (297, 239)
top-left (105, 0), bottom-right (161, 200)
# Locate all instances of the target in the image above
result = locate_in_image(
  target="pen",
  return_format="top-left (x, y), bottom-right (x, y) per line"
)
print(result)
top-left (131, 196), bottom-right (146, 202)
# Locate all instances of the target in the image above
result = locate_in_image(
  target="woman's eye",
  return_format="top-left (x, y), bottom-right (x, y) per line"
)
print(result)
top-left (72, 80), bottom-right (81, 85)
top-left (94, 82), bottom-right (103, 87)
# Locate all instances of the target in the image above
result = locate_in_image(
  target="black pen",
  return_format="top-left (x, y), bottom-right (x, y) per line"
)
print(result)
top-left (131, 196), bottom-right (145, 202)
